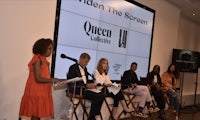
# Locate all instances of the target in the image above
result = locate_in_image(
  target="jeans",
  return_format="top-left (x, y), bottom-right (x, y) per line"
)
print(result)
top-left (166, 88), bottom-right (180, 112)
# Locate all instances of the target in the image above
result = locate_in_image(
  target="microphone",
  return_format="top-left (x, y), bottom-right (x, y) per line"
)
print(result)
top-left (87, 72), bottom-right (95, 80)
top-left (60, 54), bottom-right (78, 63)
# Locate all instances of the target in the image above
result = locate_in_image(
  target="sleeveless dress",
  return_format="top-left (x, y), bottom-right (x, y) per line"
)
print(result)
top-left (19, 54), bottom-right (54, 118)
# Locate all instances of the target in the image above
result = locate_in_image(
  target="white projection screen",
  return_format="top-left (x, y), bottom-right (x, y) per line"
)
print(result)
top-left (51, 0), bottom-right (155, 82)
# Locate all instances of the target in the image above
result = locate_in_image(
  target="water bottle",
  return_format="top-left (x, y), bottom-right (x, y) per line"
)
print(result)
top-left (67, 104), bottom-right (73, 120)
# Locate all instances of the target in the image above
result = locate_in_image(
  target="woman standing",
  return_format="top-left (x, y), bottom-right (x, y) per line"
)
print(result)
top-left (19, 38), bottom-right (61, 120)
top-left (94, 58), bottom-right (132, 120)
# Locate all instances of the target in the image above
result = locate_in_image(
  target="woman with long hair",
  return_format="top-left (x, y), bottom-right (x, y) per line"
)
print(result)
top-left (94, 58), bottom-right (132, 120)
top-left (161, 64), bottom-right (180, 120)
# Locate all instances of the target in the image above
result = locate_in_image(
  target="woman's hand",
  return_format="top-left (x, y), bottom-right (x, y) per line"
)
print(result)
top-left (104, 83), bottom-right (112, 87)
top-left (131, 83), bottom-right (137, 87)
top-left (86, 83), bottom-right (96, 89)
top-left (52, 78), bottom-right (61, 83)
top-left (172, 86), bottom-right (176, 90)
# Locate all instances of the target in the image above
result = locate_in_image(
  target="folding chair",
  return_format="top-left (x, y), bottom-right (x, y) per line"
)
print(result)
top-left (66, 83), bottom-right (89, 120)
top-left (102, 86), bottom-right (131, 120)
top-left (110, 84), bottom-right (135, 119)
top-left (117, 91), bottom-right (137, 119)
top-left (103, 96), bottom-right (114, 120)
top-left (83, 98), bottom-right (103, 120)
top-left (119, 85), bottom-right (153, 119)
top-left (97, 86), bottom-right (114, 120)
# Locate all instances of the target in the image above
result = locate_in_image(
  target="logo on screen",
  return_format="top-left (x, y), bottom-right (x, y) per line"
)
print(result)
top-left (118, 29), bottom-right (127, 48)
top-left (84, 21), bottom-right (112, 44)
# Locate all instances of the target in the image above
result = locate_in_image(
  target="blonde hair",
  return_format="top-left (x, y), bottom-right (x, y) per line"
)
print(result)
top-left (97, 58), bottom-right (108, 75)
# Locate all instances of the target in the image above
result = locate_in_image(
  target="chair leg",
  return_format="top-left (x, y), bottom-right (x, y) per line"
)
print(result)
top-left (69, 97), bottom-right (81, 120)
top-left (104, 98), bottom-right (114, 120)
top-left (118, 93), bottom-right (136, 119)
top-left (82, 99), bottom-right (90, 120)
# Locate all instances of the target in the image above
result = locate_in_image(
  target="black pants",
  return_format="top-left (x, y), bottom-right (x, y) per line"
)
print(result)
top-left (106, 90), bottom-right (125, 107)
top-left (83, 90), bottom-right (105, 119)
top-left (152, 89), bottom-right (165, 110)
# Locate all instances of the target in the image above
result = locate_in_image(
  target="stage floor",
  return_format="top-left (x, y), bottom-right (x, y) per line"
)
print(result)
top-left (120, 106), bottom-right (200, 120)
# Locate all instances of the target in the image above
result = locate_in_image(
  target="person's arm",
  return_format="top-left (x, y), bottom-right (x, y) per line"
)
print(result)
top-left (86, 83), bottom-right (96, 89)
top-left (103, 75), bottom-right (112, 86)
top-left (94, 70), bottom-right (103, 85)
top-left (121, 71), bottom-right (134, 88)
top-left (94, 70), bottom-right (112, 86)
top-left (172, 78), bottom-right (178, 90)
top-left (146, 72), bottom-right (152, 89)
top-left (161, 72), bottom-right (173, 89)
top-left (33, 58), bottom-right (60, 83)
top-left (131, 72), bottom-right (138, 86)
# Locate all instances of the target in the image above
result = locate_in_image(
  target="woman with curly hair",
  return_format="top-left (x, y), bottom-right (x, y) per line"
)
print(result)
top-left (19, 38), bottom-right (61, 120)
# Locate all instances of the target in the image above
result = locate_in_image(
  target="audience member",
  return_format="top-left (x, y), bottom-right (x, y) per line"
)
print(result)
top-left (66, 53), bottom-right (104, 120)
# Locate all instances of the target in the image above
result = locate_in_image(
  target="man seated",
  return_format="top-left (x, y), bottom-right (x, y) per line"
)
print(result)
top-left (66, 53), bottom-right (104, 120)
top-left (121, 62), bottom-right (156, 117)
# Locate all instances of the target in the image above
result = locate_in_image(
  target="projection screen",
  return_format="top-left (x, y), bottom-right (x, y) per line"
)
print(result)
top-left (51, 0), bottom-right (155, 82)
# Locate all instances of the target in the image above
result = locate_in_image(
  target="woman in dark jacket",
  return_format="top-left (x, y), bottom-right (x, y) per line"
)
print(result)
top-left (147, 65), bottom-right (166, 119)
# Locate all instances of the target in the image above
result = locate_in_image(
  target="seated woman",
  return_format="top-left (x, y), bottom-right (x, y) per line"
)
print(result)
top-left (121, 62), bottom-right (155, 117)
top-left (147, 65), bottom-right (166, 119)
top-left (94, 58), bottom-right (132, 120)
top-left (161, 64), bottom-right (180, 120)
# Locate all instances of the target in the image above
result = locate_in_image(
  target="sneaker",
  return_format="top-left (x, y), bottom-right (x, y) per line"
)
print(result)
top-left (134, 112), bottom-right (148, 118)
top-left (154, 107), bottom-right (160, 111)
top-left (148, 107), bottom-right (159, 113)
top-left (158, 115), bottom-right (167, 120)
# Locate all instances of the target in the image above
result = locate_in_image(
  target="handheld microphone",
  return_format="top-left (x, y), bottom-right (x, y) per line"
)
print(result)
top-left (60, 54), bottom-right (78, 63)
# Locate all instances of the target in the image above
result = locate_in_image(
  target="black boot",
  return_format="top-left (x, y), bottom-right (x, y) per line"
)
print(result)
top-left (88, 115), bottom-right (96, 120)
top-left (158, 110), bottom-right (167, 120)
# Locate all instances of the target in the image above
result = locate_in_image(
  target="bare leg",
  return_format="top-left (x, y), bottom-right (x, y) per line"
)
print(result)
top-left (41, 117), bottom-right (52, 120)
top-left (112, 107), bottom-right (119, 120)
top-left (120, 100), bottom-right (132, 112)
top-left (31, 116), bottom-right (40, 120)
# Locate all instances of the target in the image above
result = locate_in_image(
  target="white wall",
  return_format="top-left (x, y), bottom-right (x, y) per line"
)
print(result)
top-left (177, 15), bottom-right (200, 51)
top-left (176, 15), bottom-right (200, 107)
top-left (0, 0), bottom-right (199, 119)
top-left (136, 0), bottom-right (180, 73)
top-left (0, 0), bottom-right (56, 119)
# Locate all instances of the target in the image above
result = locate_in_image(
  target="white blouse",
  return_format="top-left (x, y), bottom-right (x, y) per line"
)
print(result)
top-left (94, 69), bottom-right (112, 85)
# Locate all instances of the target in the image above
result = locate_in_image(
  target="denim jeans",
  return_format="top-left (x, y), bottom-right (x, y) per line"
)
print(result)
top-left (166, 88), bottom-right (180, 112)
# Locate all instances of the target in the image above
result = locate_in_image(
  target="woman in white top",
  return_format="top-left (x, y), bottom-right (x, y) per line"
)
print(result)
top-left (94, 58), bottom-right (132, 120)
